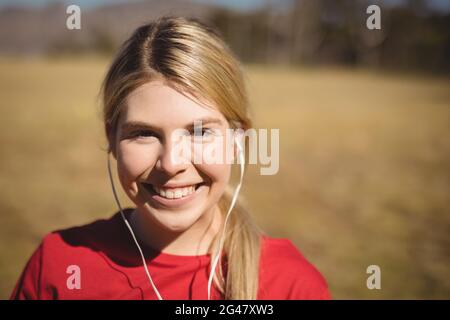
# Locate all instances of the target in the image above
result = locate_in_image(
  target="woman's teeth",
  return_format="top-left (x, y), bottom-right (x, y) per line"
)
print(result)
top-left (152, 185), bottom-right (197, 199)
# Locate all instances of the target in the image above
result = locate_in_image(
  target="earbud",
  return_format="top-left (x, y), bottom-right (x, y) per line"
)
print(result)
top-left (235, 133), bottom-right (245, 172)
top-left (235, 135), bottom-right (242, 152)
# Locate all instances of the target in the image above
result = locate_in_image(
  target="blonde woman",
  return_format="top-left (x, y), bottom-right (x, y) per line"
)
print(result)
top-left (11, 16), bottom-right (330, 300)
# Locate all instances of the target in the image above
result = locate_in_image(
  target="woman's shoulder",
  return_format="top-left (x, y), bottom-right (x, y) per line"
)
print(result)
top-left (260, 236), bottom-right (320, 265)
top-left (40, 211), bottom-right (123, 251)
top-left (258, 235), bottom-right (331, 300)
top-left (32, 211), bottom-right (127, 267)
top-left (10, 210), bottom-right (130, 299)
top-left (36, 210), bottom-right (135, 269)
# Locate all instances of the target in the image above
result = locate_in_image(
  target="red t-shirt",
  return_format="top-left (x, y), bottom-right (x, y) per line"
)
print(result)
top-left (10, 208), bottom-right (331, 300)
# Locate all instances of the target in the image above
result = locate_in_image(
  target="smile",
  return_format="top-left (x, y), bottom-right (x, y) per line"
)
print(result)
top-left (140, 182), bottom-right (205, 206)
top-left (152, 184), bottom-right (201, 199)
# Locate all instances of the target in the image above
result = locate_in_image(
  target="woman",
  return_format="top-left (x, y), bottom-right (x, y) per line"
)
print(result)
top-left (11, 16), bottom-right (330, 300)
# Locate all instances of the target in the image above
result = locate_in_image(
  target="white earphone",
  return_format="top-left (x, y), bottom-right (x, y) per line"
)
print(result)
top-left (107, 134), bottom-right (245, 300)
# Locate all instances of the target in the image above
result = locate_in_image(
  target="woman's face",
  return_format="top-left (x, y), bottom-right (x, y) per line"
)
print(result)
top-left (114, 80), bottom-right (232, 233)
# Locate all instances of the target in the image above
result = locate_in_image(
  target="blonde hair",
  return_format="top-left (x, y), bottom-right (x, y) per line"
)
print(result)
top-left (101, 16), bottom-right (261, 299)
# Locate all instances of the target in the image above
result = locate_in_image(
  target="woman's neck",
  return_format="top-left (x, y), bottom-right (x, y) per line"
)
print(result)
top-left (129, 206), bottom-right (223, 256)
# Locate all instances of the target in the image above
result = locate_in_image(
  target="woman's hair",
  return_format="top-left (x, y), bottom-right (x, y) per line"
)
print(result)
top-left (101, 16), bottom-right (261, 299)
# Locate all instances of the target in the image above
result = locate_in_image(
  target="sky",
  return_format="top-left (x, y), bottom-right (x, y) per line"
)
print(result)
top-left (0, 0), bottom-right (449, 12)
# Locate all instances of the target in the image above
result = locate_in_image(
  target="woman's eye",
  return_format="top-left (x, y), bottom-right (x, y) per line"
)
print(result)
top-left (193, 128), bottom-right (214, 137)
top-left (130, 130), bottom-right (157, 138)
top-left (191, 128), bottom-right (218, 142)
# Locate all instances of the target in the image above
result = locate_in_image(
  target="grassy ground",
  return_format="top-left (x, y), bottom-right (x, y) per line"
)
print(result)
top-left (0, 58), bottom-right (449, 299)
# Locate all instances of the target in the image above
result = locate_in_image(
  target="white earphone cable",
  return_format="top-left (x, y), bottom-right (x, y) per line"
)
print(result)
top-left (207, 141), bottom-right (244, 300)
top-left (107, 154), bottom-right (163, 300)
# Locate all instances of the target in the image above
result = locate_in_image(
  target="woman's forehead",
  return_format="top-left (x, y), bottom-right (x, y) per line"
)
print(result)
top-left (120, 81), bottom-right (227, 128)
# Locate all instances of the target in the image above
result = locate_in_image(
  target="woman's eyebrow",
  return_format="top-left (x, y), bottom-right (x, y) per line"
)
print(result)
top-left (121, 117), bottom-right (223, 131)
top-left (121, 121), bottom-right (159, 131)
top-left (187, 117), bottom-right (223, 129)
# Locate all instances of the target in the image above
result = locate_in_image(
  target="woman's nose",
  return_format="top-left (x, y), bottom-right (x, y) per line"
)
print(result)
top-left (155, 137), bottom-right (191, 176)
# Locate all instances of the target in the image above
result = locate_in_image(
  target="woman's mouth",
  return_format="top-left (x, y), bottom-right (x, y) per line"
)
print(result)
top-left (140, 182), bottom-right (206, 207)
top-left (150, 183), bottom-right (203, 199)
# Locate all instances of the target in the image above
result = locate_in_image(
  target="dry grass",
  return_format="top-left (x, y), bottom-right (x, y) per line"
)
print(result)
top-left (0, 58), bottom-right (449, 299)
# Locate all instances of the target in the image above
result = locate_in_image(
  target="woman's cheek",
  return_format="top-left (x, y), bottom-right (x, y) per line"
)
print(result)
top-left (200, 136), bottom-right (233, 188)
top-left (200, 162), bottom-right (231, 188)
top-left (117, 143), bottom-right (158, 194)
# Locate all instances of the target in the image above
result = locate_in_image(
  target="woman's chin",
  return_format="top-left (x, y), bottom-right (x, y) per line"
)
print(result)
top-left (144, 207), bottom-right (202, 233)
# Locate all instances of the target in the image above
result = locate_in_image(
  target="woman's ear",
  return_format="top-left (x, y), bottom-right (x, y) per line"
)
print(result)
top-left (106, 124), bottom-right (117, 159)
top-left (108, 145), bottom-right (117, 160)
top-left (109, 140), bottom-right (117, 160)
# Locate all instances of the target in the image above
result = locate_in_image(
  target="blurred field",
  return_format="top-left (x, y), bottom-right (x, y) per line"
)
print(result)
top-left (0, 58), bottom-right (449, 299)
